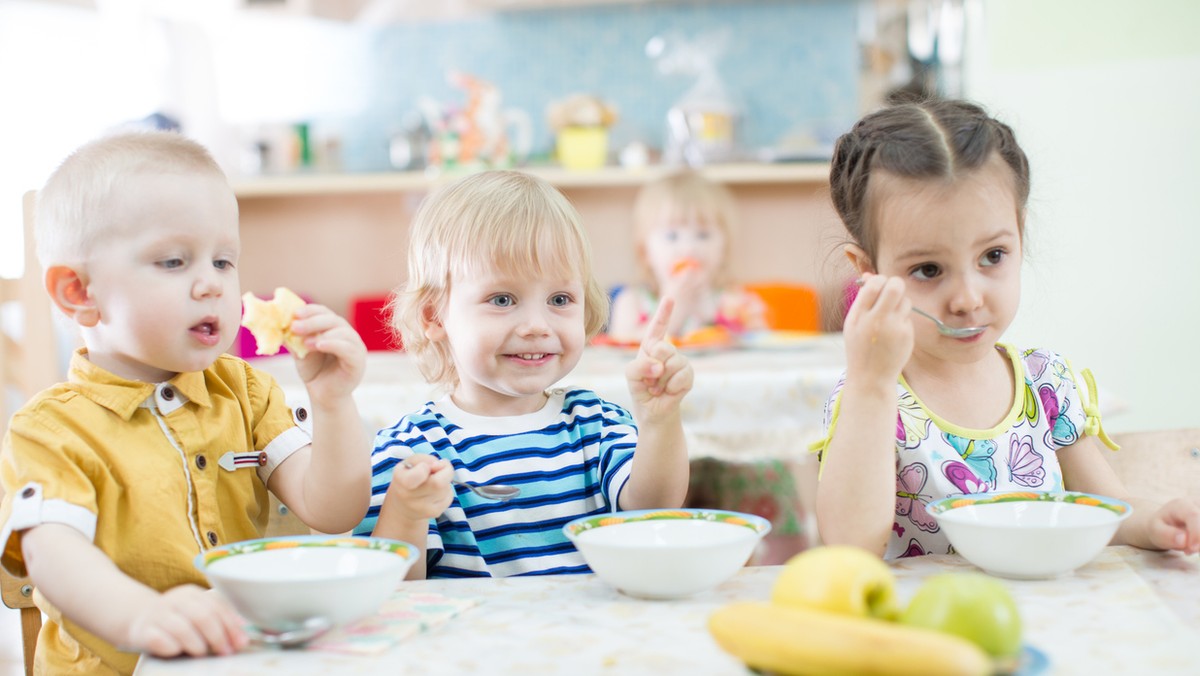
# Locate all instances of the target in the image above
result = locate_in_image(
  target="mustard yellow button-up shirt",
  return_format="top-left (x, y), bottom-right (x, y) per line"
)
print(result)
top-left (0, 351), bottom-right (311, 675)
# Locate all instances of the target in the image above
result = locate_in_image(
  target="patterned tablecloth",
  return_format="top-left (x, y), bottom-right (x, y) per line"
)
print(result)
top-left (253, 333), bottom-right (848, 464)
top-left (135, 546), bottom-right (1198, 675)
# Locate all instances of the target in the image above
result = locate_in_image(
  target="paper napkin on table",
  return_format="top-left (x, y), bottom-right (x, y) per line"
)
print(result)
top-left (307, 591), bottom-right (479, 655)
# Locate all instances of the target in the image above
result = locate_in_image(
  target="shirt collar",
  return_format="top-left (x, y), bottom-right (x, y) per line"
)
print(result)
top-left (66, 349), bottom-right (214, 420)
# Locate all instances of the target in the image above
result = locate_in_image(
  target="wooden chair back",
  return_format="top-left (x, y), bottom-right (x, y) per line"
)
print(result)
top-left (0, 191), bottom-right (61, 676)
top-left (1, 192), bottom-right (59, 442)
top-left (0, 555), bottom-right (38, 676)
top-left (1106, 428), bottom-right (1200, 500)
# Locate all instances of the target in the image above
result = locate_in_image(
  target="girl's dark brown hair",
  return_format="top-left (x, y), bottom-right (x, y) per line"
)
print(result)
top-left (829, 99), bottom-right (1031, 262)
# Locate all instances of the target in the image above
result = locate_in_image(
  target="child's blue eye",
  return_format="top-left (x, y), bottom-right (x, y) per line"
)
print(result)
top-left (489, 295), bottom-right (515, 307)
top-left (549, 293), bottom-right (571, 307)
top-left (214, 259), bottom-right (235, 271)
top-left (664, 231), bottom-right (679, 242)
top-left (159, 258), bottom-right (185, 270)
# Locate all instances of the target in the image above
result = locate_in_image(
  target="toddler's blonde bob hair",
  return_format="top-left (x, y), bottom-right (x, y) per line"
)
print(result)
top-left (391, 170), bottom-right (609, 388)
top-left (631, 170), bottom-right (739, 291)
top-left (36, 130), bottom-right (229, 270)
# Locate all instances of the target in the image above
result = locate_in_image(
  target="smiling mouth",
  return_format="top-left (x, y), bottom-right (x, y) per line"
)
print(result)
top-left (192, 322), bottom-right (217, 336)
top-left (512, 353), bottom-right (548, 361)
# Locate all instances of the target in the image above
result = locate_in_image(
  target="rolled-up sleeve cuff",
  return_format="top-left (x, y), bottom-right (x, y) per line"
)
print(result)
top-left (1, 482), bottom-right (97, 575)
top-left (257, 426), bottom-right (312, 483)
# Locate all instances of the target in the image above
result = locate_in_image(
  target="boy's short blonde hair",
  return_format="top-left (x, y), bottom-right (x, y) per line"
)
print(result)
top-left (36, 130), bottom-right (230, 270)
top-left (631, 170), bottom-right (739, 290)
top-left (391, 170), bottom-right (609, 388)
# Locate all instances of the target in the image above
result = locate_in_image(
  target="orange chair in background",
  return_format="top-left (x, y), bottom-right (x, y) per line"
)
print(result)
top-left (744, 282), bottom-right (821, 332)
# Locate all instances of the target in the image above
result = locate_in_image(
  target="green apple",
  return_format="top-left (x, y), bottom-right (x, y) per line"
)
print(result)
top-left (771, 545), bottom-right (899, 620)
top-left (900, 572), bottom-right (1023, 658)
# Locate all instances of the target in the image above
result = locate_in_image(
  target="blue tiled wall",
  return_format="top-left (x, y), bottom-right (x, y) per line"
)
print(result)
top-left (341, 0), bottom-right (858, 171)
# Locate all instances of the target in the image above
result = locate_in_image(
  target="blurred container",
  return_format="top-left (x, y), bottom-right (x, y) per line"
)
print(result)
top-left (557, 127), bottom-right (608, 170)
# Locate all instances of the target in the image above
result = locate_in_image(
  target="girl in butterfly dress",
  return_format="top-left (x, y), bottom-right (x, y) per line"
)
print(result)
top-left (809, 99), bottom-right (1200, 559)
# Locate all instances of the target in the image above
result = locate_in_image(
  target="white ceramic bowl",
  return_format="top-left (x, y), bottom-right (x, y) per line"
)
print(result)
top-left (928, 491), bottom-right (1132, 580)
top-left (195, 535), bottom-right (418, 630)
top-left (563, 509), bottom-right (771, 599)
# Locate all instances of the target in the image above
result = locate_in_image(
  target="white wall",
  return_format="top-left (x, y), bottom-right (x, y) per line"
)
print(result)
top-left (964, 0), bottom-right (1200, 433)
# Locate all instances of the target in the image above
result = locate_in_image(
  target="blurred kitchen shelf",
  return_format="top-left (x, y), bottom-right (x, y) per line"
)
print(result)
top-left (231, 162), bottom-right (830, 197)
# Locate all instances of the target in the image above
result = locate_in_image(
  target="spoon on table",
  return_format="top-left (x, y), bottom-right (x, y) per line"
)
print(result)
top-left (402, 460), bottom-right (522, 501)
top-left (853, 279), bottom-right (986, 338)
top-left (246, 617), bottom-right (332, 649)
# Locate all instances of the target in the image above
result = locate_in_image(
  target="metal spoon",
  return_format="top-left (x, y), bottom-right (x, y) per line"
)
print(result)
top-left (910, 307), bottom-right (986, 339)
top-left (247, 617), bottom-right (332, 649)
top-left (852, 278), bottom-right (986, 338)
top-left (402, 461), bottom-right (521, 501)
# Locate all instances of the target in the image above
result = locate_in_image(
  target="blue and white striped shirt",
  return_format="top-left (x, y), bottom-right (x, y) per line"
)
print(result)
top-left (354, 388), bottom-right (637, 578)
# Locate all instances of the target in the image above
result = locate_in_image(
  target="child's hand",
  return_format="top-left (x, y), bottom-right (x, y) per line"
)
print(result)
top-left (1144, 497), bottom-right (1200, 554)
top-left (626, 297), bottom-right (694, 422)
top-left (126, 585), bottom-right (247, 658)
top-left (843, 274), bottom-right (913, 384)
top-left (659, 264), bottom-right (709, 334)
top-left (289, 304), bottom-right (367, 404)
top-left (384, 454), bottom-right (455, 522)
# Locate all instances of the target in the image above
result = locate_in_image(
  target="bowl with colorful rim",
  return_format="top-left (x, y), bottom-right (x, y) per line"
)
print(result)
top-left (195, 535), bottom-right (418, 631)
top-left (927, 491), bottom-right (1132, 580)
top-left (563, 508), bottom-right (771, 599)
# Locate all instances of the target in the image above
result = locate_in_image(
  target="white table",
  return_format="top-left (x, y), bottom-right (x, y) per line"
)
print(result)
top-left (135, 546), bottom-right (1198, 675)
top-left (253, 334), bottom-right (848, 463)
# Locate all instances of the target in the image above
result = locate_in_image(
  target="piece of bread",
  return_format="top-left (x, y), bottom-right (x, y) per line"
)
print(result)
top-left (241, 287), bottom-right (308, 357)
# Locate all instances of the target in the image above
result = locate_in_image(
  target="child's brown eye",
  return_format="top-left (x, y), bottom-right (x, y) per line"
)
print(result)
top-left (912, 264), bottom-right (941, 280)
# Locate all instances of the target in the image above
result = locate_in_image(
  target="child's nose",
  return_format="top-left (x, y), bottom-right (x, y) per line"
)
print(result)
top-left (947, 273), bottom-right (985, 314)
top-left (193, 271), bottom-right (224, 298)
top-left (515, 307), bottom-right (551, 336)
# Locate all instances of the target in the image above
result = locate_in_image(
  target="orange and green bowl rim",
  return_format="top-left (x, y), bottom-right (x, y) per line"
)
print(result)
top-left (927, 491), bottom-right (1132, 518)
top-left (195, 535), bottom-right (416, 571)
top-left (562, 508), bottom-right (772, 539)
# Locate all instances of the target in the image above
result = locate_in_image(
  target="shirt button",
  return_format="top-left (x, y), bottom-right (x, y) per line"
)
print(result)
top-left (196, 455), bottom-right (207, 470)
top-left (257, 452), bottom-right (268, 467)
top-left (207, 531), bottom-right (218, 546)
top-left (161, 387), bottom-right (175, 401)
top-left (294, 407), bottom-right (308, 422)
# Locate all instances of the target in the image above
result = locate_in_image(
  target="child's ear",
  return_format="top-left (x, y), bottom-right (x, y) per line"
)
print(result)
top-left (45, 265), bottom-right (99, 327)
top-left (843, 243), bottom-right (876, 277)
top-left (421, 302), bottom-right (446, 342)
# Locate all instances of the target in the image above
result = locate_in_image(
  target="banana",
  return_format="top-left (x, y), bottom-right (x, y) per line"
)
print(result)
top-left (708, 601), bottom-right (992, 676)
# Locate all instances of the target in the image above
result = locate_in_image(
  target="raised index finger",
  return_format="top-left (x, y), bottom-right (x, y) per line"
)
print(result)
top-left (640, 296), bottom-right (675, 354)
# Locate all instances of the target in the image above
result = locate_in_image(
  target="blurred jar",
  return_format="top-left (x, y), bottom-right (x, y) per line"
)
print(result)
top-left (556, 126), bottom-right (608, 170)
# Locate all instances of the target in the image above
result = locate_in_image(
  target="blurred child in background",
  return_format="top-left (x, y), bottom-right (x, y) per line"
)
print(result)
top-left (610, 170), bottom-right (809, 564)
top-left (607, 170), bottom-right (766, 342)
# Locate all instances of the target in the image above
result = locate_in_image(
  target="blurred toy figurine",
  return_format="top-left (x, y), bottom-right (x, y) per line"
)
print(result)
top-left (608, 170), bottom-right (766, 343)
top-left (423, 71), bottom-right (531, 172)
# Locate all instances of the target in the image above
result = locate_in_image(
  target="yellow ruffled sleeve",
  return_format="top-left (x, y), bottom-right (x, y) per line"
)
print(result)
top-left (1077, 367), bottom-right (1120, 451)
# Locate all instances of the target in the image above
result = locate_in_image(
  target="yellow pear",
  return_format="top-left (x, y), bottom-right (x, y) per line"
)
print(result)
top-left (771, 545), bottom-right (899, 620)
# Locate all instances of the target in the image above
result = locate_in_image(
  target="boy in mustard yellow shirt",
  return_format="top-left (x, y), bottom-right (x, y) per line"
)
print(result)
top-left (0, 131), bottom-right (371, 674)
